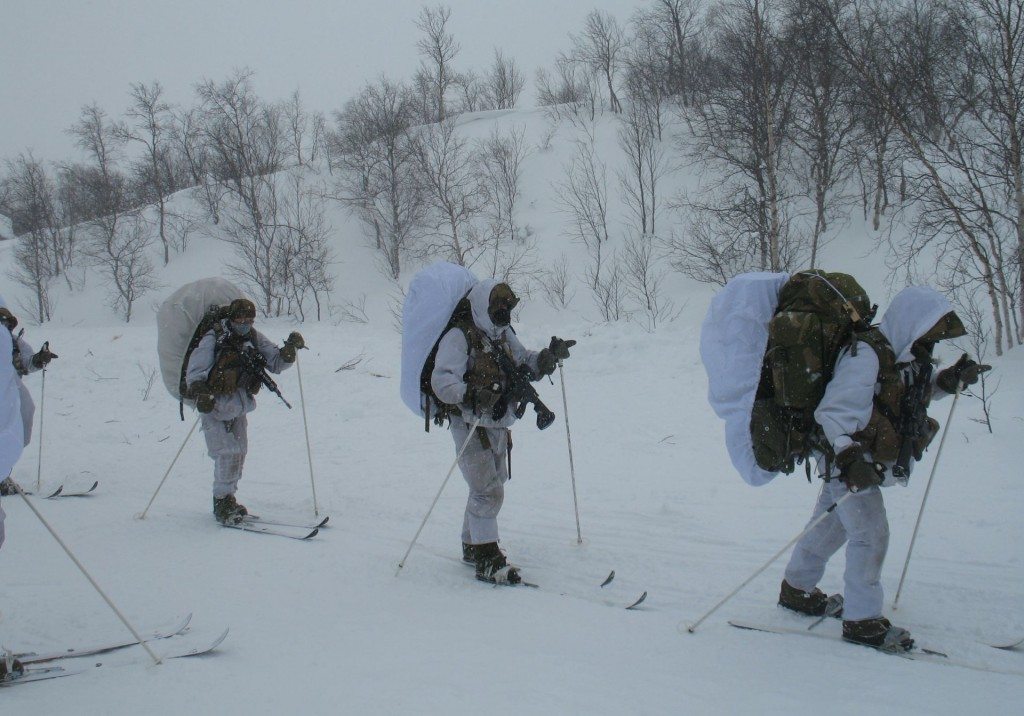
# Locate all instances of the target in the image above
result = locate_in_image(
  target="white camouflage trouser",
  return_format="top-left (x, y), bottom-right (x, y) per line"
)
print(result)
top-left (0, 501), bottom-right (5, 550)
top-left (18, 381), bottom-right (33, 446)
top-left (450, 419), bottom-right (509, 546)
top-left (784, 479), bottom-right (890, 622)
top-left (201, 413), bottom-right (248, 499)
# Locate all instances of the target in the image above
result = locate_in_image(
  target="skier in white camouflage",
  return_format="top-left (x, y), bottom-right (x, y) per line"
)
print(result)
top-left (0, 304), bottom-right (56, 496)
top-left (779, 286), bottom-right (990, 650)
top-left (185, 298), bottom-right (302, 524)
top-left (431, 278), bottom-right (574, 584)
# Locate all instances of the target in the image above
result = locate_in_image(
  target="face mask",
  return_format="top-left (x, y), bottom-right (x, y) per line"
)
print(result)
top-left (490, 307), bottom-right (511, 327)
top-left (230, 321), bottom-right (252, 336)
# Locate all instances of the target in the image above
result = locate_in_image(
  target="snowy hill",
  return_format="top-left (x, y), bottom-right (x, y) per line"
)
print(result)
top-left (1, 107), bottom-right (1022, 713)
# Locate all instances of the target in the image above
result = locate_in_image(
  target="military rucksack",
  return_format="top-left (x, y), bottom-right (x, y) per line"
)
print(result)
top-left (399, 262), bottom-right (479, 430)
top-left (750, 270), bottom-right (877, 474)
top-left (156, 278), bottom-right (244, 418)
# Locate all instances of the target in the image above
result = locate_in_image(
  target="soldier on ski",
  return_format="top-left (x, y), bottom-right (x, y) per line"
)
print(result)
top-left (184, 298), bottom-right (303, 524)
top-left (778, 286), bottom-right (990, 650)
top-left (430, 278), bottom-right (574, 584)
top-left (0, 304), bottom-right (56, 496)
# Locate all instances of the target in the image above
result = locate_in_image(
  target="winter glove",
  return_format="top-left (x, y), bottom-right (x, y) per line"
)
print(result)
top-left (0, 307), bottom-right (17, 331)
top-left (190, 381), bottom-right (216, 414)
top-left (536, 349), bottom-right (557, 378)
top-left (280, 331), bottom-right (305, 363)
top-left (936, 353), bottom-right (992, 393)
top-left (31, 343), bottom-right (58, 369)
top-left (835, 444), bottom-right (883, 493)
top-left (467, 384), bottom-right (502, 413)
top-left (548, 336), bottom-right (576, 360)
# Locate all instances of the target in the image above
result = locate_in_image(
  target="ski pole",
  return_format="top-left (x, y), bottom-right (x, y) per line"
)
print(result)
top-left (137, 416), bottom-right (199, 520)
top-left (686, 490), bottom-right (857, 633)
top-left (558, 361), bottom-right (583, 544)
top-left (396, 415), bottom-right (482, 576)
top-left (36, 363), bottom-right (46, 493)
top-left (892, 387), bottom-right (960, 610)
top-left (295, 350), bottom-right (320, 518)
top-left (13, 482), bottom-right (162, 665)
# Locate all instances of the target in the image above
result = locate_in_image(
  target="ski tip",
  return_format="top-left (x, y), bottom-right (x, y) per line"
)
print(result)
top-left (600, 570), bottom-right (615, 588)
top-left (44, 485), bottom-right (64, 499)
top-left (625, 591), bottom-right (648, 610)
top-left (302, 528), bottom-right (319, 540)
top-left (318, 515), bottom-right (330, 528)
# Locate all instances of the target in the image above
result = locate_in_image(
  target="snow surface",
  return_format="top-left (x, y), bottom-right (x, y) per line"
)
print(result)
top-left (0, 107), bottom-right (1022, 714)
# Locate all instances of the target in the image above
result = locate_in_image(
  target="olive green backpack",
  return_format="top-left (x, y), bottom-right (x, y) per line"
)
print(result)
top-left (750, 270), bottom-right (877, 474)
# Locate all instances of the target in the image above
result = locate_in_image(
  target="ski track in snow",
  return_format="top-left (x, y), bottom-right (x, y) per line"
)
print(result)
top-left (0, 108), bottom-right (1022, 714)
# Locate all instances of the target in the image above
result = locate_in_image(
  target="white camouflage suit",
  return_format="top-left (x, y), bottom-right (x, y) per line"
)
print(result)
top-left (185, 320), bottom-right (292, 499)
top-left (10, 333), bottom-right (42, 446)
top-left (0, 296), bottom-right (25, 550)
top-left (784, 287), bottom-right (956, 621)
top-left (430, 279), bottom-right (542, 546)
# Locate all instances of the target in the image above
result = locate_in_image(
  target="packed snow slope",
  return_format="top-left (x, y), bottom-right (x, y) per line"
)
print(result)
top-left (1, 108), bottom-right (1022, 714)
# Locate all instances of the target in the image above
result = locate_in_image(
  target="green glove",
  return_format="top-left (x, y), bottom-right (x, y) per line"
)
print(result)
top-left (31, 343), bottom-right (58, 368)
top-left (548, 336), bottom-right (576, 360)
top-left (190, 381), bottom-right (216, 414)
top-left (280, 344), bottom-right (297, 363)
top-left (285, 331), bottom-right (305, 350)
top-left (936, 353), bottom-right (992, 393)
top-left (835, 444), bottom-right (882, 493)
top-left (536, 349), bottom-right (557, 377)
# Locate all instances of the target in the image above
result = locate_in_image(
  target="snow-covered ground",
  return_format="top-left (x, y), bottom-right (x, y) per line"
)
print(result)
top-left (1, 107), bottom-right (1022, 714)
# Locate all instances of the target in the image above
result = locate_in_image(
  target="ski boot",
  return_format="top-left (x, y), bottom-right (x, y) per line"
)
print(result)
top-left (213, 494), bottom-right (248, 525)
top-left (0, 476), bottom-right (19, 497)
top-left (474, 542), bottom-right (521, 585)
top-left (778, 580), bottom-right (843, 618)
top-left (842, 617), bottom-right (914, 652)
top-left (0, 656), bottom-right (24, 682)
top-left (462, 542), bottom-right (477, 564)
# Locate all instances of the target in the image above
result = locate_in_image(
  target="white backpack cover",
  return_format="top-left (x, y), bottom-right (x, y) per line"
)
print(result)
top-left (699, 272), bottom-right (790, 486)
top-left (400, 262), bottom-right (479, 418)
top-left (156, 277), bottom-right (244, 403)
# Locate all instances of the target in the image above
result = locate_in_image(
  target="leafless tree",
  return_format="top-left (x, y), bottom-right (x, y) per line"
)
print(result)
top-left (817, 0), bottom-right (1023, 354)
top-left (83, 211), bottom-right (158, 322)
top-left (169, 106), bottom-right (224, 222)
top-left (622, 231), bottom-right (676, 330)
top-left (197, 70), bottom-right (290, 314)
top-left (415, 117), bottom-right (486, 266)
top-left (119, 81), bottom-right (174, 264)
top-left (478, 125), bottom-right (530, 276)
top-left (484, 49), bottom-right (525, 109)
top-left (536, 53), bottom-right (601, 122)
top-left (555, 128), bottom-right (611, 289)
top-left (283, 89), bottom-right (309, 167)
top-left (781, 0), bottom-right (857, 267)
top-left (415, 4), bottom-right (461, 122)
top-left (618, 94), bottom-right (670, 236)
top-left (587, 256), bottom-right (626, 321)
top-left (635, 0), bottom-right (706, 105)
top-left (678, 0), bottom-right (799, 276)
top-left (539, 253), bottom-right (577, 309)
top-left (333, 77), bottom-right (426, 279)
top-left (571, 10), bottom-right (627, 113)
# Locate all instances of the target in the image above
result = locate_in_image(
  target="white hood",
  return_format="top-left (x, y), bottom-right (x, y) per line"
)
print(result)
top-left (468, 278), bottom-right (504, 340)
top-left (879, 286), bottom-right (954, 364)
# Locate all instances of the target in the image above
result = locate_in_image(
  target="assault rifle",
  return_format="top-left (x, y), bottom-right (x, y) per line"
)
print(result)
top-left (892, 358), bottom-right (932, 479)
top-left (486, 337), bottom-right (555, 430)
top-left (238, 343), bottom-right (293, 409)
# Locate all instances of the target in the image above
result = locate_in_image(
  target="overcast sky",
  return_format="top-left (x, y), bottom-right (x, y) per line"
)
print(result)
top-left (0, 0), bottom-right (640, 163)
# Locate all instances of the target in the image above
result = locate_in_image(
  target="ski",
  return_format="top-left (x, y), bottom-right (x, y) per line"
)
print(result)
top-left (20, 485), bottom-right (63, 498)
top-left (728, 620), bottom-right (1024, 676)
top-left (221, 521), bottom-right (318, 540)
top-left (241, 513), bottom-right (329, 530)
top-left (162, 627), bottom-right (229, 659)
top-left (0, 629), bottom-right (227, 687)
top-left (17, 613), bottom-right (193, 664)
top-left (600, 570), bottom-right (615, 587)
top-left (50, 481), bottom-right (99, 498)
top-left (625, 592), bottom-right (648, 610)
top-left (986, 636), bottom-right (1024, 651)
top-left (0, 666), bottom-right (85, 688)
